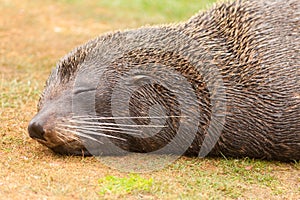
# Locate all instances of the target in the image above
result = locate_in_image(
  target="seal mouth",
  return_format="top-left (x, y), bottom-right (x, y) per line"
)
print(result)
top-left (51, 144), bottom-right (92, 156)
top-left (33, 137), bottom-right (91, 156)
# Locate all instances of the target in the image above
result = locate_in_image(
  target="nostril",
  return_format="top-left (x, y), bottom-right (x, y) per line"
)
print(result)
top-left (28, 121), bottom-right (46, 141)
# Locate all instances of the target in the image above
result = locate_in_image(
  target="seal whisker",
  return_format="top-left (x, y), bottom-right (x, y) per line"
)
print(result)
top-left (57, 127), bottom-right (127, 141)
top-left (55, 129), bottom-right (81, 144)
top-left (61, 124), bottom-right (142, 133)
top-left (59, 124), bottom-right (142, 136)
top-left (70, 116), bottom-right (186, 120)
top-left (74, 129), bottom-right (127, 141)
top-left (67, 120), bottom-right (167, 128)
top-left (57, 128), bottom-right (105, 144)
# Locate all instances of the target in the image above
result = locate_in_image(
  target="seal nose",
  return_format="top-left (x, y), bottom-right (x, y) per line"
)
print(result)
top-left (28, 121), bottom-right (46, 141)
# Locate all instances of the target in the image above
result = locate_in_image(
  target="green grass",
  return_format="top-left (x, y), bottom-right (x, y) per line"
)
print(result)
top-left (0, 78), bottom-right (40, 109)
top-left (97, 157), bottom-right (299, 199)
top-left (98, 174), bottom-right (154, 196)
top-left (59, 0), bottom-right (216, 27)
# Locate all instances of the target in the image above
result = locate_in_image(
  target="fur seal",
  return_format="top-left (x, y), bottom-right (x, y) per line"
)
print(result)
top-left (28, 0), bottom-right (299, 161)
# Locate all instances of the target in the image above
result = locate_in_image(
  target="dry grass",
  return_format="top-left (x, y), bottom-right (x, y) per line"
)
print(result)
top-left (0, 0), bottom-right (299, 199)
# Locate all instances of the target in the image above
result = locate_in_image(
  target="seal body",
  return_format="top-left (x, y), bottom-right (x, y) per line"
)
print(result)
top-left (28, 0), bottom-right (300, 161)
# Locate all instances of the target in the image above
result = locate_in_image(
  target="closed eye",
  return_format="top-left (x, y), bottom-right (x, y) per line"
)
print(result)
top-left (73, 87), bottom-right (97, 95)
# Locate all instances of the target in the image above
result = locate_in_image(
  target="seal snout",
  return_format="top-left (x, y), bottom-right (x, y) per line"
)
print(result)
top-left (28, 120), bottom-right (46, 141)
